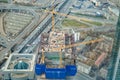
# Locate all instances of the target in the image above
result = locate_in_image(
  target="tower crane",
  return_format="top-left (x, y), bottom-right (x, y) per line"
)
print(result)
top-left (51, 38), bottom-right (103, 51)
top-left (44, 6), bottom-right (92, 31)
top-left (41, 48), bottom-right (45, 64)
top-left (35, 6), bottom-right (104, 79)
top-left (54, 38), bottom-right (103, 67)
top-left (41, 38), bottom-right (104, 67)
top-left (38, 38), bottom-right (104, 78)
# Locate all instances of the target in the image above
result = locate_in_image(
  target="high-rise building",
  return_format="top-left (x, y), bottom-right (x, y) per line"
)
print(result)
top-left (106, 11), bottom-right (120, 80)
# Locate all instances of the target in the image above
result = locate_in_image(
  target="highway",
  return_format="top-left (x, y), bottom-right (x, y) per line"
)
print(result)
top-left (14, 0), bottom-right (71, 53)
top-left (0, 6), bottom-right (40, 61)
top-left (0, 1), bottom-right (100, 80)
top-left (14, 14), bottom-right (52, 53)
top-left (20, 16), bottom-right (60, 53)
top-left (22, 24), bottom-right (52, 53)
top-left (15, 0), bottom-right (96, 80)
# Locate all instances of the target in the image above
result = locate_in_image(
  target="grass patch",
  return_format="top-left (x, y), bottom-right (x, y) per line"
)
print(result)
top-left (75, 13), bottom-right (105, 19)
top-left (82, 20), bottom-right (103, 26)
top-left (71, 13), bottom-right (103, 26)
top-left (62, 19), bottom-right (90, 28)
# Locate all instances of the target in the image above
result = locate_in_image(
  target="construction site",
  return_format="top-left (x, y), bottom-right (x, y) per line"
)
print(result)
top-left (0, 0), bottom-right (119, 80)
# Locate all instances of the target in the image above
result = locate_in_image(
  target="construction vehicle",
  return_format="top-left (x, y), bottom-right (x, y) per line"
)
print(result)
top-left (35, 6), bottom-right (104, 79)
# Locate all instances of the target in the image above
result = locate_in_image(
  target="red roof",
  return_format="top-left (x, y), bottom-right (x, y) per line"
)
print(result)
top-left (95, 52), bottom-right (107, 67)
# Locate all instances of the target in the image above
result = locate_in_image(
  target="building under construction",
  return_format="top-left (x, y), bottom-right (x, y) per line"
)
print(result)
top-left (34, 29), bottom-right (78, 79)
top-left (39, 29), bottom-right (76, 67)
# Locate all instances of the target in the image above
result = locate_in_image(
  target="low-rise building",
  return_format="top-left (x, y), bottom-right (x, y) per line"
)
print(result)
top-left (95, 52), bottom-right (107, 67)
top-left (99, 68), bottom-right (108, 78)
top-left (77, 61), bottom-right (91, 74)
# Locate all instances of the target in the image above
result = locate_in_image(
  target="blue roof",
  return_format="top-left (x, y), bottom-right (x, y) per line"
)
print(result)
top-left (14, 60), bottom-right (29, 69)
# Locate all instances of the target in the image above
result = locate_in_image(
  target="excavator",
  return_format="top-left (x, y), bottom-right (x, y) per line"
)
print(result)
top-left (35, 6), bottom-right (104, 79)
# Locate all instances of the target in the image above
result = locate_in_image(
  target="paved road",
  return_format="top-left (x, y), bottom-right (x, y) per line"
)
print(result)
top-left (0, 13), bottom-right (6, 36)
top-left (74, 25), bottom-right (115, 32)
top-left (0, 1), bottom-right (98, 80)
top-left (0, 5), bottom-right (40, 61)
top-left (14, 0), bottom-right (71, 53)
top-left (14, 14), bottom-right (51, 53)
